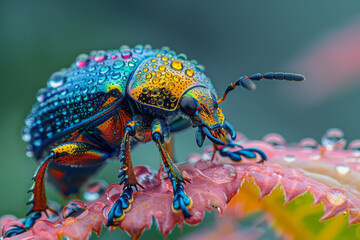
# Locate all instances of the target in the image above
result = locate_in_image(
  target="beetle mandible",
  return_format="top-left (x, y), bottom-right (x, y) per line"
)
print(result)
top-left (14, 45), bottom-right (304, 234)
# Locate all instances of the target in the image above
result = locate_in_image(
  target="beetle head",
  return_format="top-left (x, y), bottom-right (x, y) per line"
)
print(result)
top-left (179, 86), bottom-right (236, 147)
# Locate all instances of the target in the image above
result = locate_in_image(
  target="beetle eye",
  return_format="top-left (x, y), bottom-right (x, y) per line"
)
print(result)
top-left (180, 96), bottom-right (198, 115)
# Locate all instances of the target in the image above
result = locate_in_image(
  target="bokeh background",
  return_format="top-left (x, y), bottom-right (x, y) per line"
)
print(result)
top-left (1, 0), bottom-right (360, 239)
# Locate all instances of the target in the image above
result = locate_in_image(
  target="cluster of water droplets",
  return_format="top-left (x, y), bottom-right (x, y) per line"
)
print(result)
top-left (22, 45), bottom-right (156, 157)
top-left (262, 128), bottom-right (360, 177)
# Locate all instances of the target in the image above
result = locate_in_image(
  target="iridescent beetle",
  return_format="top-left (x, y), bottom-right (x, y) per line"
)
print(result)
top-left (11, 45), bottom-right (304, 236)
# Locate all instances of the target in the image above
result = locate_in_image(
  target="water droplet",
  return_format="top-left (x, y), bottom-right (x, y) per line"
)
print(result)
top-left (98, 75), bottom-right (106, 84)
top-left (36, 88), bottom-right (47, 102)
top-left (73, 115), bottom-right (80, 123)
top-left (22, 133), bottom-right (31, 142)
top-left (95, 51), bottom-right (106, 62)
top-left (263, 133), bottom-right (286, 147)
top-left (177, 53), bottom-right (187, 60)
top-left (185, 69), bottom-right (194, 77)
top-left (156, 65), bottom-right (165, 72)
top-left (33, 139), bottom-right (42, 147)
top-left (83, 180), bottom-right (107, 202)
top-left (353, 151), bottom-right (360, 158)
top-left (170, 95), bottom-right (177, 102)
top-left (299, 138), bottom-right (318, 149)
top-left (171, 60), bottom-right (183, 70)
top-left (111, 72), bottom-right (121, 80)
top-left (321, 128), bottom-right (346, 150)
top-left (89, 86), bottom-right (97, 94)
top-left (348, 140), bottom-right (360, 152)
top-left (335, 164), bottom-right (350, 176)
top-left (152, 78), bottom-right (159, 84)
top-left (173, 75), bottom-right (181, 82)
top-left (99, 66), bottom-right (110, 74)
top-left (135, 166), bottom-right (158, 188)
top-left (32, 220), bottom-right (55, 235)
top-left (46, 131), bottom-right (53, 138)
top-left (119, 45), bottom-right (130, 51)
top-left (113, 60), bottom-right (125, 69)
top-left (128, 62), bottom-right (135, 68)
top-left (0, 215), bottom-right (17, 228)
top-left (62, 200), bottom-right (87, 219)
top-left (121, 50), bottom-right (132, 59)
top-left (134, 45), bottom-right (144, 54)
top-left (152, 88), bottom-right (160, 97)
top-left (196, 64), bottom-right (205, 72)
top-left (26, 150), bottom-right (34, 158)
top-left (310, 154), bottom-right (321, 161)
top-left (76, 54), bottom-right (88, 68)
top-left (25, 117), bottom-right (33, 126)
top-left (88, 65), bottom-right (96, 72)
top-left (325, 188), bottom-right (347, 206)
top-left (157, 99), bottom-right (164, 106)
top-left (206, 164), bottom-right (237, 184)
top-left (283, 155), bottom-right (296, 163)
top-left (190, 59), bottom-right (198, 65)
top-left (105, 183), bottom-right (122, 203)
top-left (48, 72), bottom-right (65, 88)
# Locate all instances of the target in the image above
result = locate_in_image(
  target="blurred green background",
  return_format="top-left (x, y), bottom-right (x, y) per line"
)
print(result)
top-left (1, 0), bottom-right (360, 239)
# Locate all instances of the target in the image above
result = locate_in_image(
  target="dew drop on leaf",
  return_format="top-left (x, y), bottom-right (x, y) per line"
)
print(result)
top-left (105, 183), bottom-right (122, 203)
top-left (83, 180), bottom-right (107, 202)
top-left (335, 164), bottom-right (350, 176)
top-left (283, 155), bottom-right (296, 163)
top-left (325, 188), bottom-right (347, 206)
top-left (348, 140), bottom-right (360, 152)
top-left (299, 138), bottom-right (318, 149)
top-left (62, 200), bottom-right (87, 219)
top-left (206, 164), bottom-right (237, 184)
top-left (263, 133), bottom-right (286, 147)
top-left (321, 128), bottom-right (346, 150)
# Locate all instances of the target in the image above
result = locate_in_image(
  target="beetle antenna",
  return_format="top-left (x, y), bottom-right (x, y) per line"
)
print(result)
top-left (216, 72), bottom-right (305, 105)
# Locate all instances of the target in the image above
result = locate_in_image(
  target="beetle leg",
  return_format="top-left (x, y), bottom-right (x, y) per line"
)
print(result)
top-left (163, 133), bottom-right (176, 162)
top-left (152, 119), bottom-right (192, 218)
top-left (107, 119), bottom-right (141, 226)
top-left (22, 143), bottom-right (110, 230)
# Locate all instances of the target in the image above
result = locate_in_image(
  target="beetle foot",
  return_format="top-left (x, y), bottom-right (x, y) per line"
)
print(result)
top-left (3, 224), bottom-right (27, 238)
top-left (3, 211), bottom-right (43, 237)
top-left (168, 171), bottom-right (192, 218)
top-left (219, 141), bottom-right (267, 163)
top-left (107, 186), bottom-right (133, 226)
top-left (171, 182), bottom-right (193, 218)
top-left (23, 211), bottom-right (44, 229)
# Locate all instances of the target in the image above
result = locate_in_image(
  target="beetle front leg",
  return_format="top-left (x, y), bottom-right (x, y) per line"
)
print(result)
top-left (107, 119), bottom-right (141, 226)
top-left (152, 119), bottom-right (193, 218)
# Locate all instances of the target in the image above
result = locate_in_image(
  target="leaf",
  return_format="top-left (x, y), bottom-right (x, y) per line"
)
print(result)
top-left (212, 132), bottom-right (360, 240)
top-left (3, 131), bottom-right (360, 239)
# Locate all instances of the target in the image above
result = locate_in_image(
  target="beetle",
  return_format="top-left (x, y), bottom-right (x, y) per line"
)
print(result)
top-left (7, 44), bottom-right (304, 237)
